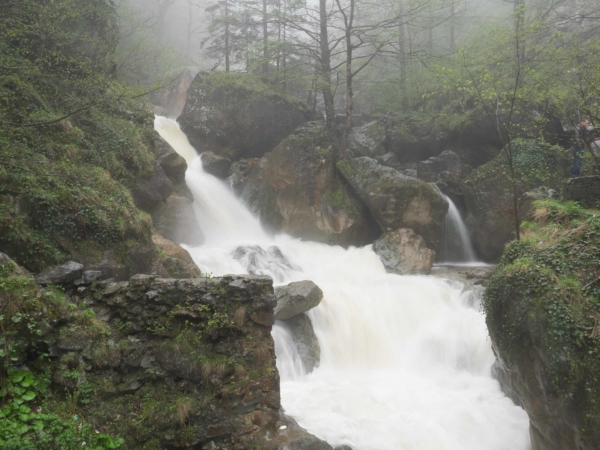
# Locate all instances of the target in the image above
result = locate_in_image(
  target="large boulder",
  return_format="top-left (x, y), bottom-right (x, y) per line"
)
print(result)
top-left (462, 139), bottom-right (566, 261)
top-left (242, 122), bottom-right (377, 246)
top-left (337, 157), bottom-right (448, 250)
top-left (154, 138), bottom-right (187, 184)
top-left (372, 229), bottom-right (435, 275)
top-left (281, 313), bottom-right (321, 373)
top-left (131, 163), bottom-right (174, 213)
top-left (348, 120), bottom-right (387, 158)
top-left (274, 280), bottom-right (323, 320)
top-left (152, 233), bottom-right (201, 279)
top-left (416, 150), bottom-right (472, 183)
top-left (35, 261), bottom-right (84, 285)
top-left (152, 193), bottom-right (205, 246)
top-left (178, 72), bottom-right (319, 160)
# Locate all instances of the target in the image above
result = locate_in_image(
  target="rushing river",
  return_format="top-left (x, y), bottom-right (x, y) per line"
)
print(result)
top-left (154, 116), bottom-right (531, 450)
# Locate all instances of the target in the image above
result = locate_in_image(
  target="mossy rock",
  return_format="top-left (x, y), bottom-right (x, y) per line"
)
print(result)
top-left (484, 199), bottom-right (600, 449)
top-left (178, 72), bottom-right (320, 160)
top-left (241, 121), bottom-right (377, 246)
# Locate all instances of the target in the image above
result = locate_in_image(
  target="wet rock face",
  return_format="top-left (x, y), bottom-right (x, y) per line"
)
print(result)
top-left (337, 157), bottom-right (448, 250)
top-left (178, 72), bottom-right (319, 160)
top-left (372, 229), bottom-right (435, 275)
top-left (281, 313), bottom-right (321, 373)
top-left (131, 163), bottom-right (174, 213)
top-left (201, 151), bottom-right (232, 179)
top-left (242, 122), bottom-right (377, 247)
top-left (152, 193), bottom-right (205, 246)
top-left (274, 281), bottom-right (323, 320)
top-left (45, 274), bottom-right (290, 449)
top-left (227, 158), bottom-right (260, 195)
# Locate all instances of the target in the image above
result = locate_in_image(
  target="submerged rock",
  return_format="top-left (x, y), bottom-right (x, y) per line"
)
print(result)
top-left (337, 157), bottom-right (448, 250)
top-left (242, 121), bottom-right (376, 247)
top-left (201, 151), bottom-right (232, 178)
top-left (227, 158), bottom-right (260, 195)
top-left (372, 229), bottom-right (435, 275)
top-left (233, 245), bottom-right (299, 277)
top-left (281, 313), bottom-right (321, 373)
top-left (35, 261), bottom-right (84, 285)
top-left (274, 281), bottom-right (324, 320)
top-left (179, 72), bottom-right (319, 160)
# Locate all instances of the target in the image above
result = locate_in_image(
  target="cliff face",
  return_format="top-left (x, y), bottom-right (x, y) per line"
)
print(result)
top-left (484, 200), bottom-right (600, 450)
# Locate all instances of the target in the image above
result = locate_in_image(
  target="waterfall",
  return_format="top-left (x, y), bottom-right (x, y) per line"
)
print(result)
top-left (154, 117), bottom-right (530, 450)
top-left (432, 185), bottom-right (478, 264)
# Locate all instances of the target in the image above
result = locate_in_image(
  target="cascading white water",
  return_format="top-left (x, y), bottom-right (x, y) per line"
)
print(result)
top-left (154, 116), bottom-right (531, 450)
top-left (432, 185), bottom-right (478, 264)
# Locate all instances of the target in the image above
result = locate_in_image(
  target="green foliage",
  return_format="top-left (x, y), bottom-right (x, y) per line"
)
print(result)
top-left (484, 199), bottom-right (600, 442)
top-left (468, 138), bottom-right (568, 189)
top-left (0, 260), bottom-right (124, 449)
top-left (0, 0), bottom-right (156, 272)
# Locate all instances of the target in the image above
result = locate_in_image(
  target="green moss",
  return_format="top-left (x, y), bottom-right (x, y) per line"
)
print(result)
top-left (484, 199), bottom-right (600, 444)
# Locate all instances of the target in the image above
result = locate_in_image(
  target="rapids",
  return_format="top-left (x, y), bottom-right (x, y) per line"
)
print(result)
top-left (154, 116), bottom-right (531, 450)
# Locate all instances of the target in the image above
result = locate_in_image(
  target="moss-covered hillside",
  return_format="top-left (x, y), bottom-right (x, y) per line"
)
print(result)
top-left (0, 0), bottom-right (159, 273)
top-left (484, 199), bottom-right (600, 449)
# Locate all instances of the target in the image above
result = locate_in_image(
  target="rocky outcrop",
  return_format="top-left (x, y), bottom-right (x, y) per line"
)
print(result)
top-left (35, 261), bottom-right (84, 285)
top-left (348, 121), bottom-right (387, 158)
top-left (152, 192), bottom-right (205, 246)
top-left (179, 72), bottom-right (319, 160)
top-left (149, 137), bottom-right (205, 246)
top-left (41, 274), bottom-right (288, 449)
top-left (416, 150), bottom-right (472, 183)
top-left (242, 122), bottom-right (377, 247)
top-left (152, 233), bottom-right (201, 279)
top-left (337, 157), bottom-right (448, 250)
top-left (274, 281), bottom-right (324, 320)
top-left (131, 163), bottom-right (174, 213)
top-left (372, 229), bottom-right (435, 275)
top-left (563, 175), bottom-right (600, 208)
top-left (462, 140), bottom-right (565, 261)
top-left (201, 151), bottom-right (232, 178)
top-left (484, 209), bottom-right (600, 450)
top-left (227, 158), bottom-right (260, 195)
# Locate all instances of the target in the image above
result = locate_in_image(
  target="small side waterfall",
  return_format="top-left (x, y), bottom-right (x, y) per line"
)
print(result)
top-left (432, 185), bottom-right (478, 263)
top-left (153, 116), bottom-right (530, 450)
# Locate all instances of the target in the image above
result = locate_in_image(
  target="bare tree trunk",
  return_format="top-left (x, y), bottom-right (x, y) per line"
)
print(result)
top-left (225, 0), bottom-right (230, 72)
top-left (263, 0), bottom-right (269, 74)
top-left (339, 0), bottom-right (355, 159)
top-left (276, 0), bottom-right (282, 71)
top-left (398, 2), bottom-right (407, 107)
top-left (319, 0), bottom-right (338, 165)
top-left (449, 0), bottom-right (456, 53)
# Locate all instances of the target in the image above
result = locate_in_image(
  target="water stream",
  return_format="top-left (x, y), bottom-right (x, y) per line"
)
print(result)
top-left (432, 185), bottom-right (478, 264)
top-left (154, 116), bottom-right (530, 450)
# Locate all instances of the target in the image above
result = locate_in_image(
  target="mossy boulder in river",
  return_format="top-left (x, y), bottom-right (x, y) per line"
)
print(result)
top-left (337, 157), bottom-right (447, 251)
top-left (484, 200), bottom-right (600, 450)
top-left (242, 122), bottom-right (377, 246)
top-left (178, 72), bottom-right (319, 160)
